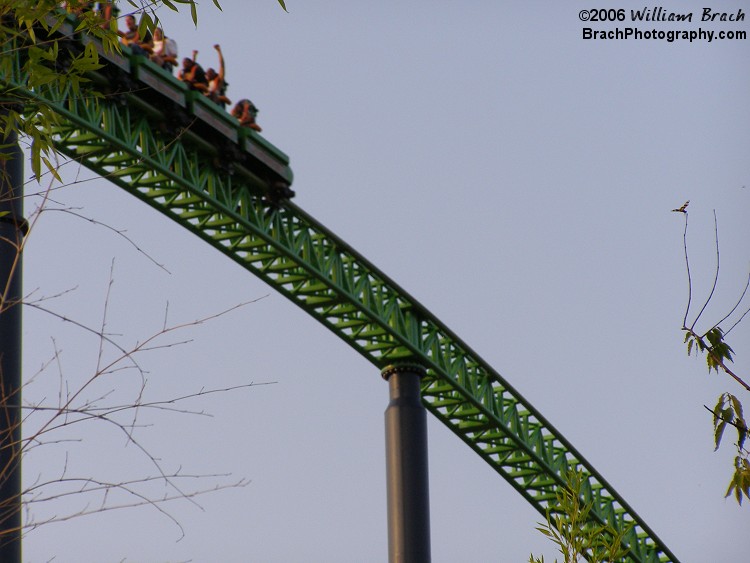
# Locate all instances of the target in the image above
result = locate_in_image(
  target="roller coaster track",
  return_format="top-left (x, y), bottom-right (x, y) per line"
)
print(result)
top-left (1, 17), bottom-right (679, 563)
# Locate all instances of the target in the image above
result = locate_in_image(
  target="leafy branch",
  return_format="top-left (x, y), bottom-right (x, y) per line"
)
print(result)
top-left (529, 471), bottom-right (632, 563)
top-left (676, 204), bottom-right (750, 504)
top-left (706, 398), bottom-right (750, 503)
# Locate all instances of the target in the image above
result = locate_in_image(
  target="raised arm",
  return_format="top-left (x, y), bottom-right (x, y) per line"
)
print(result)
top-left (213, 44), bottom-right (226, 81)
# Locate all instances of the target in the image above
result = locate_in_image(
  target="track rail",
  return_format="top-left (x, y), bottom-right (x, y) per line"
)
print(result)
top-left (1, 22), bottom-right (678, 563)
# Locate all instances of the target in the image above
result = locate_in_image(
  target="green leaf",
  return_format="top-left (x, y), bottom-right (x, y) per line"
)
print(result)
top-left (707, 353), bottom-right (720, 373)
top-left (30, 138), bottom-right (41, 181)
top-left (729, 395), bottom-right (744, 421)
top-left (190, 1), bottom-right (198, 26)
top-left (535, 526), bottom-right (553, 538)
top-left (725, 462), bottom-right (744, 504)
top-left (719, 341), bottom-right (734, 362)
top-left (41, 157), bottom-right (61, 182)
top-left (741, 460), bottom-right (750, 499)
top-left (713, 394), bottom-right (727, 426)
top-left (48, 13), bottom-right (66, 35)
top-left (138, 12), bottom-right (154, 40)
top-left (705, 327), bottom-right (724, 347)
top-left (715, 419), bottom-right (727, 450)
top-left (722, 407), bottom-right (734, 424)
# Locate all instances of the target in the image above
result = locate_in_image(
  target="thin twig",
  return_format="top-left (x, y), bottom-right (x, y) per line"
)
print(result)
top-left (725, 304), bottom-right (750, 338)
top-left (21, 474), bottom-right (247, 540)
top-left (690, 210), bottom-right (721, 331)
top-left (23, 301), bottom-right (145, 373)
top-left (681, 212), bottom-right (693, 329)
top-left (40, 208), bottom-right (171, 273)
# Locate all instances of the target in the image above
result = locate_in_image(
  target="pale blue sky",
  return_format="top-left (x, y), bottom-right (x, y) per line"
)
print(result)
top-left (20, 2), bottom-right (750, 561)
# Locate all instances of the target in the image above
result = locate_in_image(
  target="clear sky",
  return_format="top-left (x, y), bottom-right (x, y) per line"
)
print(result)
top-left (19, 1), bottom-right (750, 561)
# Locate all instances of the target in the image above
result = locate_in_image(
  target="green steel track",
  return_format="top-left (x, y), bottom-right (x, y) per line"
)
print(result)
top-left (2, 21), bottom-right (679, 563)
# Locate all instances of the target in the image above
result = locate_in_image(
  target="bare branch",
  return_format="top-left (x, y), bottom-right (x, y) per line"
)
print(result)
top-left (39, 207), bottom-right (171, 273)
top-left (24, 382), bottom-right (272, 424)
top-left (681, 211), bottom-right (693, 329)
top-left (22, 473), bottom-right (249, 540)
top-left (690, 210), bottom-right (721, 332)
top-left (23, 301), bottom-right (146, 374)
top-left (723, 269), bottom-right (750, 338)
top-left (2, 1), bottom-right (264, 549)
top-left (711, 269), bottom-right (750, 330)
top-left (726, 305), bottom-right (750, 339)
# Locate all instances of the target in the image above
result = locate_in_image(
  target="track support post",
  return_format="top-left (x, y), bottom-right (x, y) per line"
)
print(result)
top-left (382, 363), bottom-right (431, 563)
top-left (0, 114), bottom-right (24, 562)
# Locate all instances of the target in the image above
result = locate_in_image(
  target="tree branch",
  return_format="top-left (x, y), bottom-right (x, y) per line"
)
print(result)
top-left (684, 327), bottom-right (750, 392)
top-left (690, 210), bottom-right (721, 331)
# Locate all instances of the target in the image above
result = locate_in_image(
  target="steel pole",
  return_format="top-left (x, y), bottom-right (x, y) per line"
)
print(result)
top-left (0, 116), bottom-right (24, 561)
top-left (382, 363), bottom-right (431, 563)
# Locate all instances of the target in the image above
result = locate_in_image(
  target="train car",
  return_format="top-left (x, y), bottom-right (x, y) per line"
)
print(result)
top-left (43, 10), bottom-right (294, 198)
top-left (126, 48), bottom-right (293, 191)
top-left (238, 127), bottom-right (293, 186)
top-left (130, 54), bottom-right (188, 109)
top-left (184, 90), bottom-right (239, 145)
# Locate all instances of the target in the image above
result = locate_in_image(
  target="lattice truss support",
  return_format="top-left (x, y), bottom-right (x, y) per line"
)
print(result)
top-left (1, 35), bottom-right (677, 563)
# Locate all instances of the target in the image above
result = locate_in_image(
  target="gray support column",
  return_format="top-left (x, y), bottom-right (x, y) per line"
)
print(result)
top-left (382, 363), bottom-right (431, 563)
top-left (0, 118), bottom-right (24, 562)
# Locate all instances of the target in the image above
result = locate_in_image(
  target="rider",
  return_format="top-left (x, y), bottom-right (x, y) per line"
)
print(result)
top-left (204, 44), bottom-right (231, 108)
top-left (231, 99), bottom-right (262, 132)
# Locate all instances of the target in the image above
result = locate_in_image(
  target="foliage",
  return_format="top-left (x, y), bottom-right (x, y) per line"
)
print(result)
top-left (677, 206), bottom-right (750, 504)
top-left (710, 392), bottom-right (750, 503)
top-left (0, 1), bottom-right (193, 179)
top-left (529, 471), bottom-right (632, 563)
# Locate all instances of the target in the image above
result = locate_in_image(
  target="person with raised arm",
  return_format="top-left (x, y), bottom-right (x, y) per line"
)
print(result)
top-left (178, 49), bottom-right (208, 91)
top-left (204, 44), bottom-right (231, 108)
